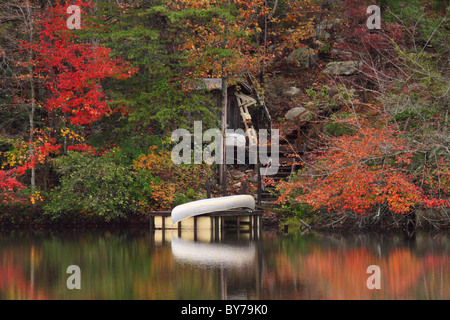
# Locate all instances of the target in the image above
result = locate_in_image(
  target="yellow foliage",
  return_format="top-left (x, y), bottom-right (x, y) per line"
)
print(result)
top-left (133, 146), bottom-right (174, 178)
top-left (30, 191), bottom-right (43, 205)
top-left (60, 127), bottom-right (84, 142)
top-left (133, 147), bottom-right (213, 211)
top-left (149, 180), bottom-right (176, 210)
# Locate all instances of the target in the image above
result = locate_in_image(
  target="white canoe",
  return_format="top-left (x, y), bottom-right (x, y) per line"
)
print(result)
top-left (171, 194), bottom-right (255, 224)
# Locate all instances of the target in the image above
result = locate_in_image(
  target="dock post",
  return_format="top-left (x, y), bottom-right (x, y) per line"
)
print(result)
top-left (253, 215), bottom-right (258, 239)
top-left (210, 217), bottom-right (214, 241)
top-left (248, 214), bottom-right (253, 240)
top-left (214, 216), bottom-right (220, 241)
top-left (149, 215), bottom-right (154, 233)
top-left (258, 214), bottom-right (263, 237)
top-left (220, 216), bottom-right (225, 241)
top-left (194, 216), bottom-right (198, 241)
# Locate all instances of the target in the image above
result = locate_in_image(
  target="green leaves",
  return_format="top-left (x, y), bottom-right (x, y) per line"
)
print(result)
top-left (45, 152), bottom-right (133, 220)
top-left (85, 0), bottom-right (219, 133)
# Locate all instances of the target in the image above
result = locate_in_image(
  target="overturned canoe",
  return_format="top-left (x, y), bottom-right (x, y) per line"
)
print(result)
top-left (171, 195), bottom-right (255, 224)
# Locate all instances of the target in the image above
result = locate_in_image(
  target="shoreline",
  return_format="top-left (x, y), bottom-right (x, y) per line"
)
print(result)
top-left (0, 204), bottom-right (448, 234)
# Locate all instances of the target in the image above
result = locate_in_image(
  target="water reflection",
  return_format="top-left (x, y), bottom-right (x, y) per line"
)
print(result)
top-left (259, 233), bottom-right (449, 300)
top-left (171, 237), bottom-right (255, 268)
top-left (0, 228), bottom-right (447, 300)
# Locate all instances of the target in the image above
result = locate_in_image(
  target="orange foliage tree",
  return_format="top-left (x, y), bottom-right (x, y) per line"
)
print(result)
top-left (168, 0), bottom-right (319, 187)
top-left (168, 0), bottom-right (318, 80)
top-left (276, 117), bottom-right (448, 216)
top-left (132, 146), bottom-right (212, 211)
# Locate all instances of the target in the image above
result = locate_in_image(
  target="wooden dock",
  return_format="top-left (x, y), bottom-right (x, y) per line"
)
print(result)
top-left (149, 209), bottom-right (264, 241)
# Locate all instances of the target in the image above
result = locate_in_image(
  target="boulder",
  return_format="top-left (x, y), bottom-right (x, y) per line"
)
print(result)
top-left (231, 170), bottom-right (246, 180)
top-left (286, 47), bottom-right (319, 69)
top-left (284, 86), bottom-right (301, 97)
top-left (314, 25), bottom-right (331, 40)
top-left (285, 107), bottom-right (310, 123)
top-left (323, 61), bottom-right (362, 75)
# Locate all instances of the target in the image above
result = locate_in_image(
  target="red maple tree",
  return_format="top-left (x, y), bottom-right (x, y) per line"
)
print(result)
top-left (32, 0), bottom-right (136, 126)
top-left (276, 119), bottom-right (449, 215)
top-left (1, 1), bottom-right (136, 202)
top-left (0, 170), bottom-right (25, 203)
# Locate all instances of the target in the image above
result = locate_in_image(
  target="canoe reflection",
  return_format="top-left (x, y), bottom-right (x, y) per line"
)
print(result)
top-left (171, 237), bottom-right (256, 268)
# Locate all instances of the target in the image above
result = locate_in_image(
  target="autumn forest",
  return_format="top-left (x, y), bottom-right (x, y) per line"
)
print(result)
top-left (0, 0), bottom-right (448, 231)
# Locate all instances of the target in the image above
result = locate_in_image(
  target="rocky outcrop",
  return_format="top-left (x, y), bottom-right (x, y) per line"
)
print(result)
top-left (286, 47), bottom-right (319, 69)
top-left (323, 61), bottom-right (362, 75)
top-left (283, 86), bottom-right (301, 97)
top-left (284, 107), bottom-right (311, 123)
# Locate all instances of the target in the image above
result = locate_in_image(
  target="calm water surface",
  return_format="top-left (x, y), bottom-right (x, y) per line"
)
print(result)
top-left (0, 228), bottom-right (448, 300)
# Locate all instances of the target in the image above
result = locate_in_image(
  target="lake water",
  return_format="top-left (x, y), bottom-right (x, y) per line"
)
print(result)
top-left (0, 228), bottom-right (448, 300)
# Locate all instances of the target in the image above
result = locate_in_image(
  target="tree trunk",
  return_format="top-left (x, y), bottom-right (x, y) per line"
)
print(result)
top-left (220, 0), bottom-right (230, 196)
top-left (220, 75), bottom-right (228, 196)
top-left (26, 2), bottom-right (36, 192)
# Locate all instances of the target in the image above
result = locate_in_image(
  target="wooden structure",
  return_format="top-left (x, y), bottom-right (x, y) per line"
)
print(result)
top-left (185, 76), bottom-right (278, 205)
top-left (149, 209), bottom-right (264, 241)
top-left (234, 92), bottom-right (258, 147)
top-left (190, 78), bottom-right (262, 133)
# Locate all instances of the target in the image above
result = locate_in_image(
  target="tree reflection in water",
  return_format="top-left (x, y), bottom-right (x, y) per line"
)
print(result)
top-left (0, 229), bottom-right (447, 300)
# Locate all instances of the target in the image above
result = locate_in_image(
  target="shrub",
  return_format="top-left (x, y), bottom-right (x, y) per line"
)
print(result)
top-left (44, 151), bottom-right (133, 220)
